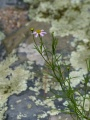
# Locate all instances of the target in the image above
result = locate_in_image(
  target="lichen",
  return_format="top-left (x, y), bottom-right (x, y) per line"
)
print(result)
top-left (70, 45), bottom-right (90, 71)
top-left (17, 112), bottom-right (27, 120)
top-left (24, 0), bottom-right (90, 68)
top-left (0, 50), bottom-right (32, 119)
top-left (26, 0), bottom-right (90, 40)
top-left (21, 1), bottom-right (90, 118)
top-left (28, 72), bottom-right (63, 118)
top-left (0, 52), bottom-right (30, 95)
top-left (24, 0), bottom-right (90, 90)
top-left (18, 43), bottom-right (45, 65)
top-left (0, 31), bottom-right (5, 42)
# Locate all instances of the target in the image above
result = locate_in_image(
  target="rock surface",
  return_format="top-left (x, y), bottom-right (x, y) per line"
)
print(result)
top-left (3, 20), bottom-right (74, 54)
top-left (0, 7), bottom-right (28, 34)
top-left (2, 20), bottom-right (74, 120)
top-left (0, 2), bottom-right (75, 120)
top-left (0, 0), bottom-right (29, 9)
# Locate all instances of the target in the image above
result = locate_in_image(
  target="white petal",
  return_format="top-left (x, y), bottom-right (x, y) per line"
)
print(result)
top-left (40, 33), bottom-right (44, 36)
top-left (33, 32), bottom-right (37, 34)
top-left (41, 31), bottom-right (47, 34)
top-left (35, 33), bottom-right (38, 37)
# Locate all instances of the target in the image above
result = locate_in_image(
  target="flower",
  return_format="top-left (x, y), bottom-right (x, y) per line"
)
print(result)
top-left (30, 28), bottom-right (34, 32)
top-left (33, 29), bottom-right (47, 37)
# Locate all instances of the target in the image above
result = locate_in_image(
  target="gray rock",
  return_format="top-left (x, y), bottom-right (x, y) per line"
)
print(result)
top-left (2, 20), bottom-right (74, 120)
top-left (5, 90), bottom-right (50, 120)
top-left (0, 0), bottom-right (29, 9)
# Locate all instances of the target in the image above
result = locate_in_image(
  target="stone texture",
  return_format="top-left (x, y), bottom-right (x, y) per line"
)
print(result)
top-left (0, 0), bottom-right (29, 9)
top-left (0, 1), bottom-right (88, 120)
top-left (5, 90), bottom-right (49, 120)
top-left (3, 20), bottom-right (74, 55)
top-left (0, 7), bottom-right (28, 34)
top-left (1, 8), bottom-right (75, 119)
top-left (2, 20), bottom-right (75, 120)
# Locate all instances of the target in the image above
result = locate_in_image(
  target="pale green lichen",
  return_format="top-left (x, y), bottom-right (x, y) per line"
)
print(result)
top-left (17, 112), bottom-right (27, 120)
top-left (0, 50), bottom-right (33, 119)
top-left (69, 39), bottom-right (90, 87)
top-left (47, 110), bottom-right (60, 116)
top-left (75, 94), bottom-right (90, 112)
top-left (18, 43), bottom-right (45, 65)
top-left (0, 53), bottom-right (30, 95)
top-left (37, 112), bottom-right (47, 119)
top-left (0, 31), bottom-right (5, 42)
top-left (16, 100), bottom-right (22, 103)
top-left (70, 45), bottom-right (90, 71)
top-left (27, 104), bottom-right (32, 109)
top-left (28, 72), bottom-right (63, 118)
top-left (50, 1), bottom-right (90, 39)
top-left (24, 0), bottom-right (90, 73)
top-left (23, 1), bottom-right (90, 118)
top-left (26, 0), bottom-right (90, 40)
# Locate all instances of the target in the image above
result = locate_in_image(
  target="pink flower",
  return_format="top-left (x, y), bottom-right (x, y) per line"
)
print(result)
top-left (33, 29), bottom-right (47, 37)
